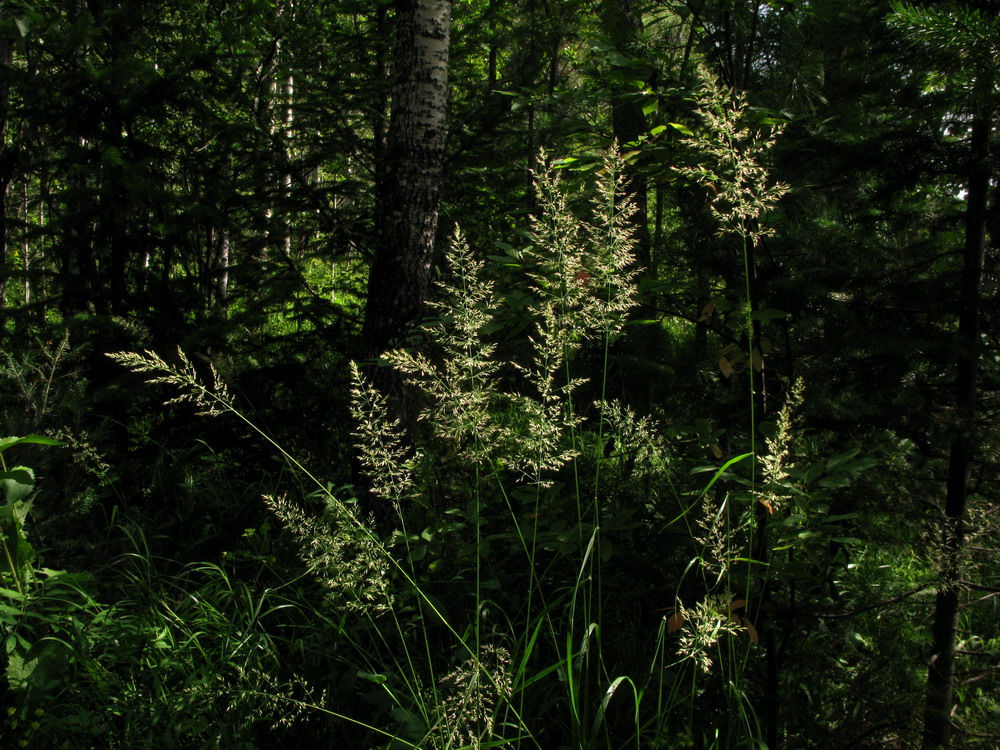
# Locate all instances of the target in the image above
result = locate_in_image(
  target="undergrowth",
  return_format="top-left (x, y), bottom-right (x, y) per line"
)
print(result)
top-left (0, 82), bottom-right (879, 749)
top-left (102, 141), bottom-right (782, 748)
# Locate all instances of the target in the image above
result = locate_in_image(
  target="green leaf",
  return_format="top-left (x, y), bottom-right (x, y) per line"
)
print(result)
top-left (750, 308), bottom-right (787, 322)
top-left (0, 501), bottom-right (35, 578)
top-left (817, 475), bottom-right (851, 488)
top-left (0, 587), bottom-right (25, 601)
top-left (668, 122), bottom-right (694, 136)
top-left (824, 513), bottom-right (860, 523)
top-left (830, 536), bottom-right (862, 545)
top-left (699, 453), bottom-right (752, 496)
top-left (851, 458), bottom-right (877, 472)
top-left (804, 463), bottom-right (826, 485)
top-left (0, 435), bottom-right (65, 453)
top-left (642, 99), bottom-right (659, 116)
top-left (690, 465), bottom-right (718, 475)
top-left (826, 448), bottom-right (861, 473)
top-left (0, 601), bottom-right (20, 616)
top-left (1, 467), bottom-right (35, 505)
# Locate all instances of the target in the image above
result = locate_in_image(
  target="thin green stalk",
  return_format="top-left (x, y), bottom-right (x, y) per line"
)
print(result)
top-left (110, 349), bottom-right (540, 750)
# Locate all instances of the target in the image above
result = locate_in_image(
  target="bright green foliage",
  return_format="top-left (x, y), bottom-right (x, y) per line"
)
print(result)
top-left (0, 435), bottom-right (64, 590)
top-left (0, 0), bottom-right (997, 747)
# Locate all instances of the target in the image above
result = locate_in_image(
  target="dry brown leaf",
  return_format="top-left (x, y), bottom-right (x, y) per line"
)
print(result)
top-left (667, 612), bottom-right (686, 634)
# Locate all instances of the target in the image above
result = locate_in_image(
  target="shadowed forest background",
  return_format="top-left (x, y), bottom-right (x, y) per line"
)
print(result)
top-left (0, 0), bottom-right (998, 748)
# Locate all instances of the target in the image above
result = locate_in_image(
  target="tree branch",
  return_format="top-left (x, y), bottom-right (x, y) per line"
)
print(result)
top-left (795, 584), bottom-right (931, 619)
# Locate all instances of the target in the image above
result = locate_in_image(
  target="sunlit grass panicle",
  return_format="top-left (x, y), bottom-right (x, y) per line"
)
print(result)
top-left (369, 151), bottom-right (640, 487)
top-left (598, 400), bottom-right (675, 472)
top-left (428, 644), bottom-right (513, 750)
top-left (500, 149), bottom-right (639, 481)
top-left (756, 378), bottom-right (804, 514)
top-left (674, 593), bottom-right (743, 674)
top-left (527, 146), bottom-right (638, 344)
top-left (693, 494), bottom-right (734, 583)
top-left (263, 492), bottom-right (393, 614)
top-left (385, 229), bottom-right (502, 463)
top-left (108, 347), bottom-right (232, 417)
top-left (349, 360), bottom-right (417, 503)
top-left (674, 70), bottom-right (789, 243)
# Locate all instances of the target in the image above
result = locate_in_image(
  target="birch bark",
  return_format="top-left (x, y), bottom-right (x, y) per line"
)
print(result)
top-left (362, 0), bottom-right (452, 363)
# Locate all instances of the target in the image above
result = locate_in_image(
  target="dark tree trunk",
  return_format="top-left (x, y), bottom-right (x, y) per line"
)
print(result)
top-left (61, 135), bottom-right (98, 317)
top-left (362, 0), bottom-right (452, 364)
top-left (371, 4), bottom-right (392, 185)
top-left (356, 0), bottom-right (451, 528)
top-left (921, 82), bottom-right (991, 750)
top-left (0, 34), bottom-right (13, 309)
top-left (103, 122), bottom-right (128, 315)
